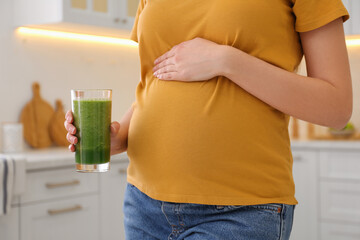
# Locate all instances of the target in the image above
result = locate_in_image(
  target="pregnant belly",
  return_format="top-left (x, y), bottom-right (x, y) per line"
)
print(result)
top-left (127, 76), bottom-right (287, 167)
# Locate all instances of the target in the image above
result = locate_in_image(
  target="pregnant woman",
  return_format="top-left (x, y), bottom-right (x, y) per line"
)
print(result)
top-left (65, 0), bottom-right (353, 239)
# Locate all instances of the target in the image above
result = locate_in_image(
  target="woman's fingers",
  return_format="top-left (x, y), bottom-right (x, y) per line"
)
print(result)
top-left (68, 144), bottom-right (75, 152)
top-left (65, 110), bottom-right (77, 152)
top-left (64, 110), bottom-right (76, 134)
top-left (154, 64), bottom-right (177, 77)
top-left (66, 133), bottom-right (78, 144)
top-left (65, 110), bottom-right (73, 123)
top-left (110, 122), bottom-right (120, 137)
top-left (153, 58), bottom-right (176, 72)
top-left (64, 121), bottom-right (76, 134)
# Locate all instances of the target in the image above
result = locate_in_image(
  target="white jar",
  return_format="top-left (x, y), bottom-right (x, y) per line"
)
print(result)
top-left (1, 122), bottom-right (23, 153)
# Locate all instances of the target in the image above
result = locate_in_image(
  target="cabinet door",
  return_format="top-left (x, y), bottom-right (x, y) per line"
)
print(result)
top-left (321, 222), bottom-right (360, 240)
top-left (343, 0), bottom-right (352, 35)
top-left (64, 0), bottom-right (139, 30)
top-left (290, 150), bottom-right (318, 240)
top-left (20, 195), bottom-right (98, 240)
top-left (14, 0), bottom-right (140, 31)
top-left (99, 161), bottom-right (128, 240)
top-left (64, 0), bottom-right (121, 29)
top-left (20, 167), bottom-right (98, 204)
top-left (351, 2), bottom-right (360, 35)
top-left (319, 150), bottom-right (360, 181)
top-left (320, 181), bottom-right (360, 223)
top-left (119, 0), bottom-right (140, 30)
top-left (343, 0), bottom-right (360, 35)
top-left (0, 207), bottom-right (19, 240)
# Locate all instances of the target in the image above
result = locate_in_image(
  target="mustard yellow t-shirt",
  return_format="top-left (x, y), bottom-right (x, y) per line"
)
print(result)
top-left (127, 0), bottom-right (349, 205)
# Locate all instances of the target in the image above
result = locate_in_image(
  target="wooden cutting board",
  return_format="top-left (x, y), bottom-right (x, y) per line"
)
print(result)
top-left (20, 82), bottom-right (54, 148)
top-left (49, 100), bottom-right (69, 146)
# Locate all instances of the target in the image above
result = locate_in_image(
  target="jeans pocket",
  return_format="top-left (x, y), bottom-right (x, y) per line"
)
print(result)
top-left (225, 203), bottom-right (283, 213)
top-left (251, 203), bottom-right (283, 214)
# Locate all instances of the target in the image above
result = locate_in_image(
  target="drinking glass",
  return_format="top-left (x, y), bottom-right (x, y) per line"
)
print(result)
top-left (71, 89), bottom-right (112, 172)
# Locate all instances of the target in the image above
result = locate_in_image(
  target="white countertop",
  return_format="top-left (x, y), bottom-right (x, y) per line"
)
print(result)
top-left (2, 147), bottom-right (129, 171)
top-left (291, 140), bottom-right (360, 150)
top-left (2, 140), bottom-right (360, 171)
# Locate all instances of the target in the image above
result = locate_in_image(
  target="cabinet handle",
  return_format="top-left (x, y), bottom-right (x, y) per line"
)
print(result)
top-left (118, 168), bottom-right (127, 175)
top-left (45, 179), bottom-right (80, 189)
top-left (114, 18), bottom-right (127, 24)
top-left (48, 205), bottom-right (82, 216)
top-left (293, 156), bottom-right (303, 162)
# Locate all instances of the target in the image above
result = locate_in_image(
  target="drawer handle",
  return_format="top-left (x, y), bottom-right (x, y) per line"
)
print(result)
top-left (118, 168), bottom-right (127, 174)
top-left (45, 180), bottom-right (80, 189)
top-left (48, 205), bottom-right (82, 216)
top-left (293, 156), bottom-right (303, 162)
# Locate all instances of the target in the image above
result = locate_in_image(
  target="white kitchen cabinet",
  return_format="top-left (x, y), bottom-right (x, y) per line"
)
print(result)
top-left (20, 195), bottom-right (98, 240)
top-left (19, 166), bottom-right (100, 240)
top-left (318, 149), bottom-right (360, 240)
top-left (320, 181), bottom-right (360, 223)
top-left (290, 150), bottom-right (318, 240)
top-left (320, 222), bottom-right (360, 240)
top-left (21, 167), bottom-right (98, 204)
top-left (0, 207), bottom-right (19, 240)
top-left (319, 150), bottom-right (360, 181)
top-left (14, 0), bottom-right (140, 31)
top-left (342, 0), bottom-right (360, 35)
top-left (99, 161), bottom-right (128, 240)
top-left (0, 150), bottom-right (129, 240)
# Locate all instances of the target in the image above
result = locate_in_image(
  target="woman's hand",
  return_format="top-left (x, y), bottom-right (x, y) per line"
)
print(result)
top-left (64, 110), bottom-right (77, 152)
top-left (153, 37), bottom-right (224, 82)
top-left (64, 110), bottom-right (125, 155)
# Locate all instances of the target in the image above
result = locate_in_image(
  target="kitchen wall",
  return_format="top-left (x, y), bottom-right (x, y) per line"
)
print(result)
top-left (0, 0), bottom-right (359, 143)
top-left (0, 0), bottom-right (140, 125)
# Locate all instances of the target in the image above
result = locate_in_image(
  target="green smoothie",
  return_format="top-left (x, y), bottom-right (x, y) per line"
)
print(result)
top-left (72, 99), bottom-right (112, 165)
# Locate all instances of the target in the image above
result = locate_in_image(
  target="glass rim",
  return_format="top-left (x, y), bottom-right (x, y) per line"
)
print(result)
top-left (71, 89), bottom-right (112, 92)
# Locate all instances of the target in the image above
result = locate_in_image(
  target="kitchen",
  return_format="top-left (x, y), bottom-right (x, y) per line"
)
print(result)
top-left (1, 0), bottom-right (360, 240)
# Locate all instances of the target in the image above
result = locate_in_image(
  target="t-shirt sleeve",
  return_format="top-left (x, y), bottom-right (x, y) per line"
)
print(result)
top-left (292, 0), bottom-right (350, 32)
top-left (130, 0), bottom-right (146, 42)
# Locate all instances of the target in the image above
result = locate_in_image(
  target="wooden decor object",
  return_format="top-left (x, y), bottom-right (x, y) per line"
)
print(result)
top-left (307, 122), bottom-right (315, 140)
top-left (291, 117), bottom-right (299, 139)
top-left (20, 82), bottom-right (54, 148)
top-left (49, 100), bottom-right (69, 146)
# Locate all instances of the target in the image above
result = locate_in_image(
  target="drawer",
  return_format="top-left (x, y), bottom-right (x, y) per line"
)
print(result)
top-left (321, 222), bottom-right (360, 240)
top-left (320, 151), bottom-right (360, 181)
top-left (20, 195), bottom-right (98, 240)
top-left (21, 168), bottom-right (98, 204)
top-left (0, 207), bottom-right (19, 240)
top-left (320, 181), bottom-right (360, 223)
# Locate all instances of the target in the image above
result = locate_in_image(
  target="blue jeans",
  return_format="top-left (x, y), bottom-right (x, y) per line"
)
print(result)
top-left (124, 183), bottom-right (295, 240)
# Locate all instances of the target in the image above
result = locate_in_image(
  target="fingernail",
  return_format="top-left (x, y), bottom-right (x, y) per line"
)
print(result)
top-left (111, 126), bottom-right (116, 132)
top-left (66, 116), bottom-right (71, 122)
top-left (71, 127), bottom-right (76, 134)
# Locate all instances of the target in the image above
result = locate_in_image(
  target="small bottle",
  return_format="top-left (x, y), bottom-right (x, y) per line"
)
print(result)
top-left (1, 122), bottom-right (23, 153)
